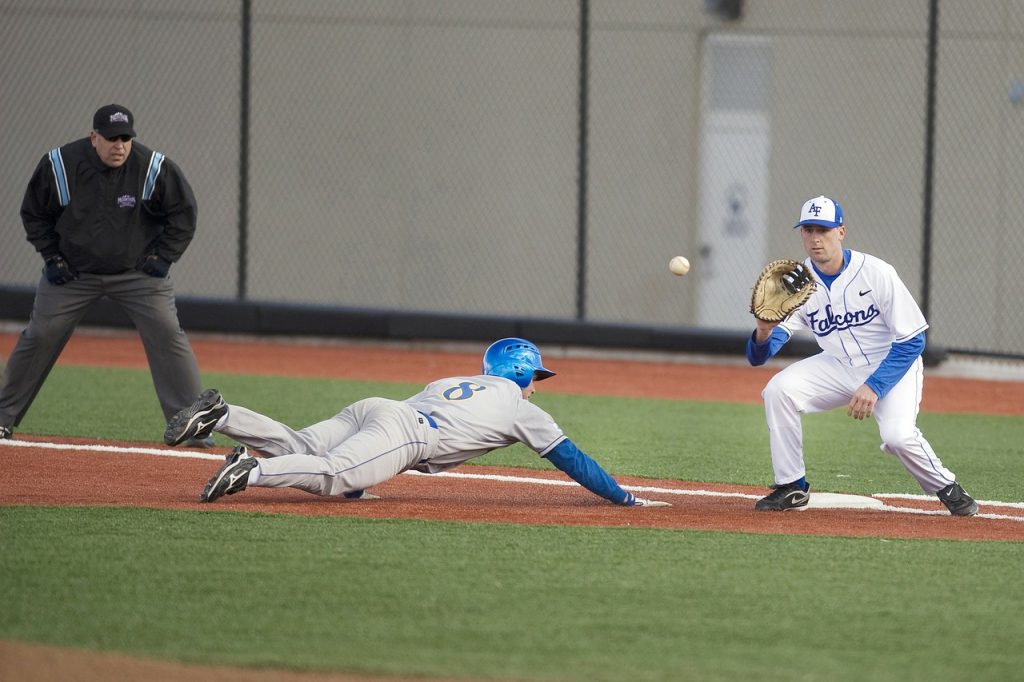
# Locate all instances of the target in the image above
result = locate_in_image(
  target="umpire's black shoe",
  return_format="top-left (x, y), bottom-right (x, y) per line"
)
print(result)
top-left (200, 446), bottom-right (257, 503)
top-left (754, 482), bottom-right (811, 511)
top-left (0, 425), bottom-right (12, 440)
top-left (936, 482), bottom-right (979, 516)
top-left (164, 389), bottom-right (227, 446)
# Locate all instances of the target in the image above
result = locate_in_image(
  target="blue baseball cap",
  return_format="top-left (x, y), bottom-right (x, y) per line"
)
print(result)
top-left (794, 195), bottom-right (843, 229)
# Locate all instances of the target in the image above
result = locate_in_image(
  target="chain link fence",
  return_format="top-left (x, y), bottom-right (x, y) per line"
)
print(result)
top-left (1, 0), bottom-right (1021, 359)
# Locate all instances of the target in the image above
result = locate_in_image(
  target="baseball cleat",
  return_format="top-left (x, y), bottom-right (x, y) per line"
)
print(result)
top-left (754, 482), bottom-right (810, 511)
top-left (343, 490), bottom-right (381, 501)
top-left (164, 389), bottom-right (227, 446)
top-left (936, 482), bottom-right (978, 516)
top-left (0, 425), bottom-right (12, 439)
top-left (200, 446), bottom-right (257, 503)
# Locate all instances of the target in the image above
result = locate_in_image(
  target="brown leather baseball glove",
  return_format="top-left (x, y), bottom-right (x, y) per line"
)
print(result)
top-left (749, 259), bottom-right (816, 322)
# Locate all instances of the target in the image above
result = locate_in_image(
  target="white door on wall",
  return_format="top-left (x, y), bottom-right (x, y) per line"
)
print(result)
top-left (696, 35), bottom-right (772, 331)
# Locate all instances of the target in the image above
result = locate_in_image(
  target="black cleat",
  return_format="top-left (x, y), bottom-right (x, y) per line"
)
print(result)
top-left (343, 490), bottom-right (381, 500)
top-left (164, 389), bottom-right (227, 446)
top-left (936, 482), bottom-right (978, 516)
top-left (200, 446), bottom-right (257, 503)
top-left (754, 483), bottom-right (810, 511)
top-left (0, 425), bottom-right (12, 440)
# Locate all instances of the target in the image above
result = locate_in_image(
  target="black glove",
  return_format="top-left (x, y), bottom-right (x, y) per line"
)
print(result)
top-left (781, 263), bottom-right (812, 294)
top-left (43, 255), bottom-right (79, 285)
top-left (138, 254), bottom-right (171, 278)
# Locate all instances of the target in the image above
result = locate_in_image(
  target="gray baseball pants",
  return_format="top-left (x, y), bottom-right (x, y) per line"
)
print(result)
top-left (216, 397), bottom-right (440, 497)
top-left (0, 271), bottom-right (202, 425)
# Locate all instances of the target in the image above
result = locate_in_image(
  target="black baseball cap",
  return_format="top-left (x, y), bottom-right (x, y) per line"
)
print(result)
top-left (93, 104), bottom-right (136, 139)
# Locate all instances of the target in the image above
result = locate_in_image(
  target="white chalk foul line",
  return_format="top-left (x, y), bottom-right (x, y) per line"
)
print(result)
top-left (0, 437), bottom-right (224, 461)
top-left (875, 492), bottom-right (1024, 510)
top-left (4, 439), bottom-right (1022, 522)
top-left (407, 470), bottom-right (762, 500)
top-left (874, 504), bottom-right (1024, 523)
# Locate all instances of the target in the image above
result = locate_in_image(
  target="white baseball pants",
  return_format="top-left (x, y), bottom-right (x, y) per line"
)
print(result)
top-left (761, 353), bottom-right (956, 493)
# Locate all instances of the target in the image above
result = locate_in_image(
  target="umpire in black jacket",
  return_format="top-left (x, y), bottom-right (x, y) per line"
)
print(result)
top-left (0, 104), bottom-right (206, 443)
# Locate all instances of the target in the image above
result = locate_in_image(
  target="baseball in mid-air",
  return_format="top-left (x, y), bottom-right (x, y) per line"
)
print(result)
top-left (668, 255), bottom-right (691, 276)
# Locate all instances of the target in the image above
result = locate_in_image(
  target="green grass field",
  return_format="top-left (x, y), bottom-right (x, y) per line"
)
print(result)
top-left (2, 364), bottom-right (1023, 680)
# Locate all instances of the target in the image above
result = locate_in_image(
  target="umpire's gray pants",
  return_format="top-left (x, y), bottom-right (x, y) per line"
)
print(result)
top-left (216, 397), bottom-right (440, 497)
top-left (0, 271), bottom-right (202, 425)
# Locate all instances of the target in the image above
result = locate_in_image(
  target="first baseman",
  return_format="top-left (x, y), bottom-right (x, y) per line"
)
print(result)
top-left (746, 196), bottom-right (978, 515)
top-left (165, 338), bottom-right (670, 508)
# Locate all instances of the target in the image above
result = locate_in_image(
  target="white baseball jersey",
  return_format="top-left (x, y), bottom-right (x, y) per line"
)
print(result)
top-left (778, 250), bottom-right (927, 367)
top-left (405, 374), bottom-right (566, 472)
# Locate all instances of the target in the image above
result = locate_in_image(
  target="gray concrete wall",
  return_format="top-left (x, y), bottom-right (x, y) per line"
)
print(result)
top-left (246, 2), bottom-right (579, 316)
top-left (929, 1), bottom-right (1024, 353)
top-left (0, 0), bottom-right (1021, 355)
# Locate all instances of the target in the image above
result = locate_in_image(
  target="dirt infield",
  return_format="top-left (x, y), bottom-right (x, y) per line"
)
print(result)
top-left (2, 330), bottom-right (1022, 543)
top-left (0, 639), bottom-right (467, 682)
top-left (3, 443), bottom-right (1023, 541)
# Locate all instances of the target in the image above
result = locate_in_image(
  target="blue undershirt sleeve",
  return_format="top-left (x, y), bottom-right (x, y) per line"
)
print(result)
top-left (864, 332), bottom-right (925, 399)
top-left (746, 326), bottom-right (792, 366)
top-left (544, 438), bottom-right (632, 505)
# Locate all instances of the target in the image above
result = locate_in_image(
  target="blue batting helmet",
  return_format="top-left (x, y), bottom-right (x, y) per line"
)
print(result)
top-left (481, 337), bottom-right (556, 388)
